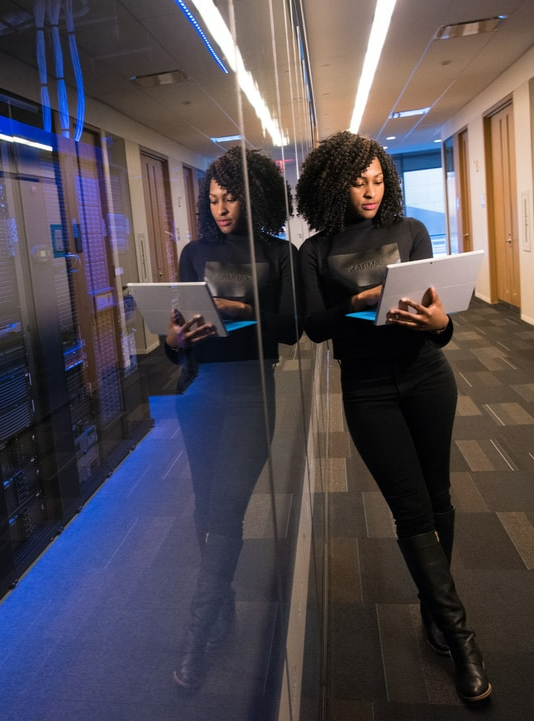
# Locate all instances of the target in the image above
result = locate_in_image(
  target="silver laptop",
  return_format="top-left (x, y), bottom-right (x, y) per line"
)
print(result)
top-left (348, 250), bottom-right (484, 325)
top-left (127, 282), bottom-right (231, 336)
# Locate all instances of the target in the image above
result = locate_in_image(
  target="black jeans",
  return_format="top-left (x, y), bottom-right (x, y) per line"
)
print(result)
top-left (175, 359), bottom-right (276, 541)
top-left (340, 342), bottom-right (457, 538)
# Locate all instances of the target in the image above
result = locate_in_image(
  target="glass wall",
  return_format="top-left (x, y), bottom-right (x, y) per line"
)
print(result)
top-left (0, 2), bottom-right (324, 720)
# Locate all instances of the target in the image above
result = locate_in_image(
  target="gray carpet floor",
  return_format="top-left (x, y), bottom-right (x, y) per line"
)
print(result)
top-left (302, 297), bottom-right (534, 719)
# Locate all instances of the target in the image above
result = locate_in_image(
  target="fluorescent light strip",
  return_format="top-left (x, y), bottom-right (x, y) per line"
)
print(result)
top-left (185, 0), bottom-right (287, 146)
top-left (349, 0), bottom-right (396, 133)
top-left (174, 0), bottom-right (229, 73)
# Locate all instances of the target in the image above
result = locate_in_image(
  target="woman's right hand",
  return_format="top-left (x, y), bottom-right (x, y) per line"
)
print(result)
top-left (350, 285), bottom-right (383, 312)
top-left (165, 310), bottom-right (218, 350)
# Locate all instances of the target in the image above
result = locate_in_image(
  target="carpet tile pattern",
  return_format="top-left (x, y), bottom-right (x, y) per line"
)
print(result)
top-left (321, 299), bottom-right (534, 720)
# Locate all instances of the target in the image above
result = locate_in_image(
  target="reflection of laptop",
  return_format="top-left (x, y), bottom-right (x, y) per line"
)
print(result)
top-left (127, 282), bottom-right (256, 336)
top-left (348, 250), bottom-right (484, 326)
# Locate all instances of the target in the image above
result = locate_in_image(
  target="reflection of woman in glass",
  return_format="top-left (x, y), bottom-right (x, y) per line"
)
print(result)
top-left (296, 132), bottom-right (491, 703)
top-left (164, 146), bottom-right (300, 690)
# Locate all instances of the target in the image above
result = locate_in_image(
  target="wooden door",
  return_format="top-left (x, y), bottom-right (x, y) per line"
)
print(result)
top-left (486, 102), bottom-right (520, 306)
top-left (140, 152), bottom-right (177, 281)
top-left (458, 129), bottom-right (473, 253)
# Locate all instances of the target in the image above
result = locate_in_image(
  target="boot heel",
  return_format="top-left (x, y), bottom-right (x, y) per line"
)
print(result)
top-left (450, 636), bottom-right (492, 703)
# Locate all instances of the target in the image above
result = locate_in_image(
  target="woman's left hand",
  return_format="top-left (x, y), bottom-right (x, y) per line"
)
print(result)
top-left (385, 286), bottom-right (449, 333)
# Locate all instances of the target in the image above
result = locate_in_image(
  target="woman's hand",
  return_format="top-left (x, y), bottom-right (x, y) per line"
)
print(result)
top-left (385, 286), bottom-right (449, 332)
top-left (350, 285), bottom-right (383, 312)
top-left (213, 297), bottom-right (254, 320)
top-left (165, 309), bottom-right (218, 350)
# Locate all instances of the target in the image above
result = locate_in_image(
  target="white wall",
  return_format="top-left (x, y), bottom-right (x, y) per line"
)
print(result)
top-left (441, 45), bottom-right (534, 325)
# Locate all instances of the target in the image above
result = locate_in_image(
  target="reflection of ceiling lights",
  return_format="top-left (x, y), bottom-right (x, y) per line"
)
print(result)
top-left (131, 70), bottom-right (190, 87)
top-left (0, 132), bottom-right (52, 152)
top-left (435, 16), bottom-right (506, 40)
top-left (175, 0), bottom-right (228, 73)
top-left (349, 0), bottom-right (397, 134)
top-left (177, 0), bottom-right (287, 146)
top-left (210, 134), bottom-right (242, 143)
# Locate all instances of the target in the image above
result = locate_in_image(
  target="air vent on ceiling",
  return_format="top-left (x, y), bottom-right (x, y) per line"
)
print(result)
top-left (131, 70), bottom-right (190, 87)
top-left (435, 15), bottom-right (506, 40)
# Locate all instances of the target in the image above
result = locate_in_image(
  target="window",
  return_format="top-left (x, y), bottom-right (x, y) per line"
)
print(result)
top-left (394, 151), bottom-right (447, 255)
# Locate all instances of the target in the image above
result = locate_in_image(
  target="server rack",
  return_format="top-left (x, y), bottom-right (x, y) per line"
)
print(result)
top-left (0, 113), bottom-right (153, 598)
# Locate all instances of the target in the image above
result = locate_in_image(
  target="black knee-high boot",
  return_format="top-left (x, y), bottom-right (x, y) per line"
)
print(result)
top-left (420, 508), bottom-right (455, 655)
top-left (173, 533), bottom-right (243, 690)
top-left (398, 531), bottom-right (492, 703)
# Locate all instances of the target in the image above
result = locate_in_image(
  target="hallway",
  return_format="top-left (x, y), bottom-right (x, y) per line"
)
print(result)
top-left (304, 297), bottom-right (534, 719)
top-left (0, 299), bottom-right (533, 720)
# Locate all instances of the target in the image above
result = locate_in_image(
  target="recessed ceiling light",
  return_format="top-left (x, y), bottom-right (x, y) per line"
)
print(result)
top-left (435, 15), bottom-right (506, 40)
top-left (386, 135), bottom-right (396, 140)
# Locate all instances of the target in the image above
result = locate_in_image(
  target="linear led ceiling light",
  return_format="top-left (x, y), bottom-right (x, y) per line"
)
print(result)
top-left (175, 0), bottom-right (287, 147)
top-left (349, 0), bottom-right (397, 134)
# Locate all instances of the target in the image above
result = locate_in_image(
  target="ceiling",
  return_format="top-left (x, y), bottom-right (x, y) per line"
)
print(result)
top-left (1, 0), bottom-right (534, 163)
top-left (308, 0), bottom-right (534, 155)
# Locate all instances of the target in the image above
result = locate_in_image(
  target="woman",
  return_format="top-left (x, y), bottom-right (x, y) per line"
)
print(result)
top-left (296, 131), bottom-right (491, 703)
top-left (164, 146), bottom-right (300, 690)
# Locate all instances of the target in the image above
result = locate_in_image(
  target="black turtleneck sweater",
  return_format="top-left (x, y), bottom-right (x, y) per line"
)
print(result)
top-left (298, 217), bottom-right (453, 361)
top-left (177, 232), bottom-right (300, 363)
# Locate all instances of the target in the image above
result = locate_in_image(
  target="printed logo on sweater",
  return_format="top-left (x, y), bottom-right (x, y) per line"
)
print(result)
top-left (204, 261), bottom-right (269, 300)
top-left (328, 242), bottom-right (399, 291)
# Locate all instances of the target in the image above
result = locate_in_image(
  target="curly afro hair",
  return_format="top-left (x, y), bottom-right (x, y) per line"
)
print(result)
top-left (197, 146), bottom-right (292, 241)
top-left (296, 131), bottom-right (404, 235)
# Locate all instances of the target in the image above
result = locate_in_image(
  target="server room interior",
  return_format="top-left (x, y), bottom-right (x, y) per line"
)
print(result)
top-left (1, 3), bottom-right (534, 721)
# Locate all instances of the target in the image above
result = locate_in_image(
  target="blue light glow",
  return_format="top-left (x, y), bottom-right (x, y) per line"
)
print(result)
top-left (174, 0), bottom-right (229, 74)
top-left (0, 116), bottom-right (54, 152)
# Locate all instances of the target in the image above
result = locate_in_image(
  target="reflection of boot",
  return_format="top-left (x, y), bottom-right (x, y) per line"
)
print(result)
top-left (419, 508), bottom-right (455, 655)
top-left (195, 523), bottom-right (237, 648)
top-left (398, 532), bottom-right (492, 703)
top-left (173, 534), bottom-right (242, 690)
top-left (207, 586), bottom-right (236, 648)
top-left (194, 510), bottom-right (207, 551)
